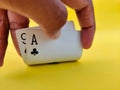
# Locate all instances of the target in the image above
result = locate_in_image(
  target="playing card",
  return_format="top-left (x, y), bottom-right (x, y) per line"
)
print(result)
top-left (26, 27), bottom-right (49, 64)
top-left (16, 29), bottom-right (28, 60)
top-left (25, 21), bottom-right (82, 65)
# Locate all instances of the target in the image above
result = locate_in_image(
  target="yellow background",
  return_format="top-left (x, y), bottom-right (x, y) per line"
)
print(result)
top-left (0, 0), bottom-right (120, 90)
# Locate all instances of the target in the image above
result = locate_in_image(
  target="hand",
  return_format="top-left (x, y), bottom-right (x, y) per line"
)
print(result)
top-left (0, 0), bottom-right (95, 66)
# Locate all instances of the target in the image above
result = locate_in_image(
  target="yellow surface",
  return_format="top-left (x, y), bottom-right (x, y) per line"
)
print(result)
top-left (1, 0), bottom-right (120, 90)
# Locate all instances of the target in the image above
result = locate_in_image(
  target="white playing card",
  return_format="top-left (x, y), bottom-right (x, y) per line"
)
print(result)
top-left (16, 29), bottom-right (28, 61)
top-left (26, 21), bottom-right (82, 65)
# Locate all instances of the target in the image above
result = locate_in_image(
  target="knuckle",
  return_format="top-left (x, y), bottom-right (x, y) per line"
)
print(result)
top-left (9, 19), bottom-right (29, 30)
top-left (55, 6), bottom-right (68, 29)
top-left (0, 14), bottom-right (8, 25)
top-left (64, 0), bottom-right (89, 10)
top-left (0, 14), bottom-right (9, 40)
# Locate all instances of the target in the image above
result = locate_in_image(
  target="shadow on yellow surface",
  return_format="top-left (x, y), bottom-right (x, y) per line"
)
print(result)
top-left (0, 0), bottom-right (120, 90)
top-left (1, 59), bottom-right (120, 89)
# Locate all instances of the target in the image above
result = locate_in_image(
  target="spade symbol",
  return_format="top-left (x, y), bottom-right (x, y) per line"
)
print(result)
top-left (24, 48), bottom-right (27, 54)
top-left (31, 48), bottom-right (39, 56)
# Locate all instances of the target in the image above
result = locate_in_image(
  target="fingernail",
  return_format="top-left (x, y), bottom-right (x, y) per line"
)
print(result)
top-left (47, 30), bottom-right (61, 39)
top-left (0, 41), bottom-right (7, 67)
top-left (0, 51), bottom-right (4, 67)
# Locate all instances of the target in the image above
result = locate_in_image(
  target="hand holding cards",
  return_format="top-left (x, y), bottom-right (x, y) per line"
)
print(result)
top-left (16, 21), bottom-right (82, 65)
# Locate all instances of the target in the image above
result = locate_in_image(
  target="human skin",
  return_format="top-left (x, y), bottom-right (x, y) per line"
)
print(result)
top-left (0, 0), bottom-right (95, 66)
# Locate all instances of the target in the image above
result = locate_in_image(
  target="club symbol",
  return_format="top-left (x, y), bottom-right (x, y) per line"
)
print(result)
top-left (31, 48), bottom-right (39, 56)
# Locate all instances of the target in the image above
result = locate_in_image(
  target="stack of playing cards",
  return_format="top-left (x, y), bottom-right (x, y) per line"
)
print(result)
top-left (15, 21), bottom-right (82, 65)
